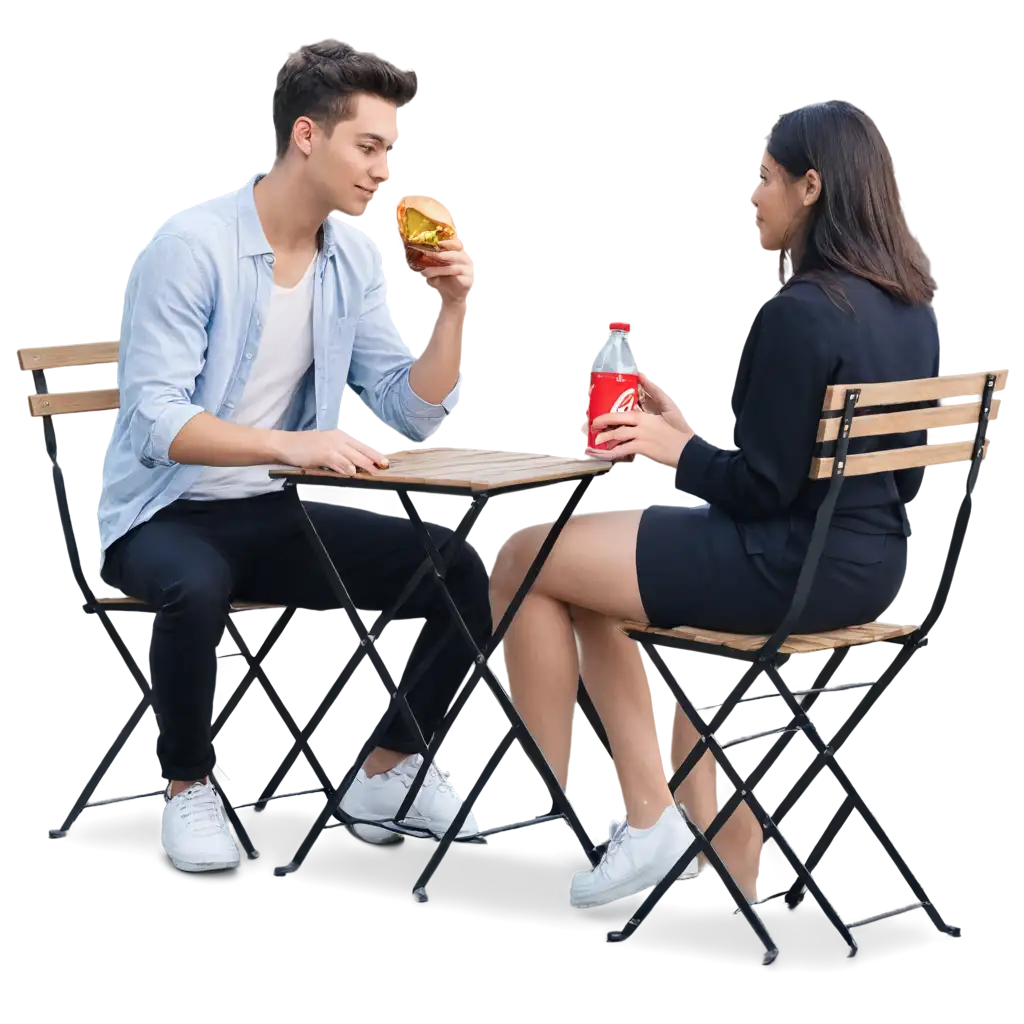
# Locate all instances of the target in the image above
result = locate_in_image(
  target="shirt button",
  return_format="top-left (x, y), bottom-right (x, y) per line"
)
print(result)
top-left (265, 254), bottom-right (275, 265)
top-left (245, 352), bottom-right (253, 360)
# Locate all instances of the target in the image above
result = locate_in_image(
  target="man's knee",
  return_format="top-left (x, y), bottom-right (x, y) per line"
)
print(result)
top-left (156, 565), bottom-right (232, 623)
top-left (428, 526), bottom-right (490, 632)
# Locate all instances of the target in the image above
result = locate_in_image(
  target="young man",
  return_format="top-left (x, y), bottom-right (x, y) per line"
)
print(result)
top-left (97, 40), bottom-right (489, 872)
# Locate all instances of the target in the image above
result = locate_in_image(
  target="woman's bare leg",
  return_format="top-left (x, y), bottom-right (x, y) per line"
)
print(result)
top-left (572, 604), bottom-right (672, 827)
top-left (492, 508), bottom-right (763, 897)
top-left (489, 578), bottom-right (579, 788)
top-left (491, 511), bottom-right (670, 826)
top-left (671, 707), bottom-right (763, 899)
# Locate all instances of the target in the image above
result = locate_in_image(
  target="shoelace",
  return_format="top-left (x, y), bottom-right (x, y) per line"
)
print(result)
top-left (391, 756), bottom-right (455, 797)
top-left (422, 760), bottom-right (455, 796)
top-left (594, 820), bottom-right (630, 876)
top-left (173, 782), bottom-right (226, 834)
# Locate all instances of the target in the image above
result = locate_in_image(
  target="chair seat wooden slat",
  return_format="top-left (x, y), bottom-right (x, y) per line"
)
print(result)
top-left (94, 596), bottom-right (280, 613)
top-left (621, 619), bottom-right (918, 655)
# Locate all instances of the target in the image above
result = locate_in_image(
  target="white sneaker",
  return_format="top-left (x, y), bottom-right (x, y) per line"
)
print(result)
top-left (161, 779), bottom-right (240, 873)
top-left (339, 754), bottom-right (478, 844)
top-left (570, 803), bottom-right (699, 908)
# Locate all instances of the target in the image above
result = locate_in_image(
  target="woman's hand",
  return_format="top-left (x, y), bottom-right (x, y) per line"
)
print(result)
top-left (637, 372), bottom-right (688, 433)
top-left (587, 409), bottom-right (694, 468)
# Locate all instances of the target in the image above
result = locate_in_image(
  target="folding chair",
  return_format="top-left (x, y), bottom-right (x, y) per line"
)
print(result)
top-left (262, 453), bottom-right (614, 881)
top-left (609, 367), bottom-right (1008, 964)
top-left (17, 342), bottom-right (335, 856)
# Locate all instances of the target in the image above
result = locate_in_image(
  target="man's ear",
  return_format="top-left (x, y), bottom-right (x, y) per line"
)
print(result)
top-left (292, 116), bottom-right (315, 157)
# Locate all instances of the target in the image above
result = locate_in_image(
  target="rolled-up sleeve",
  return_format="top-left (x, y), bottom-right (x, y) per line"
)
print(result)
top-left (346, 242), bottom-right (460, 442)
top-left (121, 234), bottom-right (209, 468)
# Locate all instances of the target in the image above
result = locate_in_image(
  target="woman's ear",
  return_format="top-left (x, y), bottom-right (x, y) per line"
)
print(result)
top-left (803, 168), bottom-right (823, 207)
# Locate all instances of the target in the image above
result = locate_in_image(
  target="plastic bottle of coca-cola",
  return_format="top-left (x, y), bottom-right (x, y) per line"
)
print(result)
top-left (587, 322), bottom-right (639, 450)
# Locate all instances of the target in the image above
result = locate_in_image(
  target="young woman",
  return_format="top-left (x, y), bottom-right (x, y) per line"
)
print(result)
top-left (490, 101), bottom-right (940, 908)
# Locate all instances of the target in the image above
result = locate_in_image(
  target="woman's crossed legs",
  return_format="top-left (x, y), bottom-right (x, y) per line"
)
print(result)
top-left (490, 510), bottom-right (762, 901)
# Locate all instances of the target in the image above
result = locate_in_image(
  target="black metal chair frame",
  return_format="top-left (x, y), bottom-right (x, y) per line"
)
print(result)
top-left (609, 376), bottom-right (999, 964)
top-left (29, 368), bottom-right (350, 864)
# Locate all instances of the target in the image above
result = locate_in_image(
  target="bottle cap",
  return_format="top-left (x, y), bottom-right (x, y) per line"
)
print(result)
top-left (609, 322), bottom-right (631, 332)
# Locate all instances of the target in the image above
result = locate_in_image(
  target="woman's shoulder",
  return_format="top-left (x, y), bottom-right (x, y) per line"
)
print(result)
top-left (761, 272), bottom-right (938, 330)
top-left (770, 272), bottom-right (859, 313)
top-left (753, 278), bottom-right (850, 343)
top-left (757, 274), bottom-right (845, 319)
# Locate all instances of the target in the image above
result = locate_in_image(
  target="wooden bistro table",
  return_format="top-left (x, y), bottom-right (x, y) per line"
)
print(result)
top-left (264, 448), bottom-right (613, 888)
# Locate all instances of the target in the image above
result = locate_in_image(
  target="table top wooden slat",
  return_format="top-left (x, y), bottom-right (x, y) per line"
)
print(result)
top-left (270, 447), bottom-right (611, 492)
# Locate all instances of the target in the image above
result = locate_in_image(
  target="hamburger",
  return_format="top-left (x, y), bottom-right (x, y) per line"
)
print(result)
top-left (397, 195), bottom-right (456, 271)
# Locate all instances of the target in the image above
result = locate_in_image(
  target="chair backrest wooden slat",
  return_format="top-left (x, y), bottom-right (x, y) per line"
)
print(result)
top-left (815, 370), bottom-right (1007, 481)
top-left (28, 389), bottom-right (120, 417)
top-left (810, 439), bottom-right (988, 481)
top-left (820, 368), bottom-right (1007, 412)
top-left (816, 397), bottom-right (1001, 442)
top-left (18, 343), bottom-right (121, 418)
top-left (17, 342), bottom-right (118, 374)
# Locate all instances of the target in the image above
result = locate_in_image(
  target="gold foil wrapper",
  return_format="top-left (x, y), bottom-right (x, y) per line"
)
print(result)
top-left (399, 206), bottom-right (455, 246)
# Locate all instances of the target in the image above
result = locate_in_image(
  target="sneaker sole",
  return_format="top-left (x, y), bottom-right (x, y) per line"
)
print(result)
top-left (342, 809), bottom-right (432, 844)
top-left (348, 819), bottom-right (483, 843)
top-left (342, 811), bottom-right (481, 843)
top-left (341, 803), bottom-right (481, 843)
top-left (167, 855), bottom-right (240, 873)
top-left (348, 819), bottom-right (419, 843)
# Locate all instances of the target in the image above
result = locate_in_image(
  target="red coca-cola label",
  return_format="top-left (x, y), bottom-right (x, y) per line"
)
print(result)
top-left (588, 371), bottom-right (639, 449)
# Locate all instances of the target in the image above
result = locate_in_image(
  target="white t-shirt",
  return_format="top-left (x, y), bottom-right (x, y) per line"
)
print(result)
top-left (183, 256), bottom-right (316, 500)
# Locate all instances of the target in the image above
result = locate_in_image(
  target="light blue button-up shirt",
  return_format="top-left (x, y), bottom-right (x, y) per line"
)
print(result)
top-left (97, 174), bottom-right (459, 562)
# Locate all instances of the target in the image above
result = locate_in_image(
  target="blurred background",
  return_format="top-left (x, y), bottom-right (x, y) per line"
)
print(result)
top-left (2, 8), bottom-right (1024, 1011)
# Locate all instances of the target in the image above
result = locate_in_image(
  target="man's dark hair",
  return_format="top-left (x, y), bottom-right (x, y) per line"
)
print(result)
top-left (272, 40), bottom-right (417, 160)
top-left (768, 100), bottom-right (936, 306)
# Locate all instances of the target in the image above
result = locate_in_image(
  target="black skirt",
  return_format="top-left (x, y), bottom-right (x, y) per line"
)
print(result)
top-left (635, 503), bottom-right (907, 635)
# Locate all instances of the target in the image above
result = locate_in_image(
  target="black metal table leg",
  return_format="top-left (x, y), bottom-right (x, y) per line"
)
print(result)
top-left (407, 471), bottom-right (598, 905)
top-left (271, 472), bottom-right (604, 889)
top-left (273, 490), bottom-right (489, 874)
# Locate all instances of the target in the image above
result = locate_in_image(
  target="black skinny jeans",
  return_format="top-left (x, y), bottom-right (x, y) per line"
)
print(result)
top-left (101, 489), bottom-right (491, 781)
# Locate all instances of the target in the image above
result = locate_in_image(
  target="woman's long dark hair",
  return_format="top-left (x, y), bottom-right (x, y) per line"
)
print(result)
top-left (767, 101), bottom-right (935, 305)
